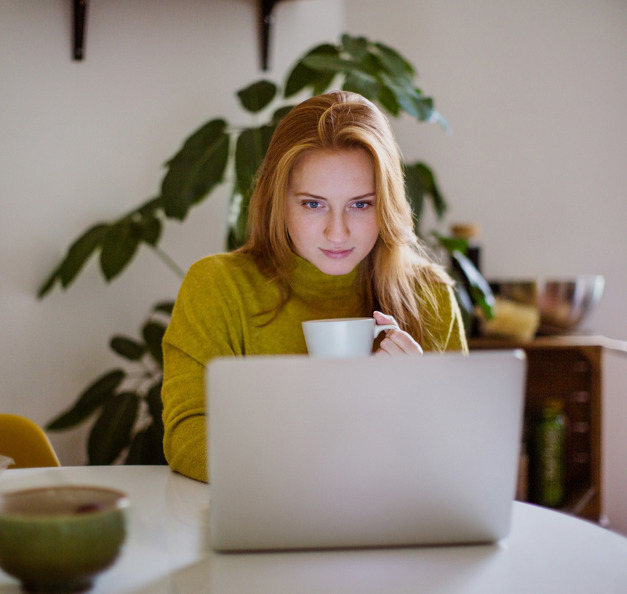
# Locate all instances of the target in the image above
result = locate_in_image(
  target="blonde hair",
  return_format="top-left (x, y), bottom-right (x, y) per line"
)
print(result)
top-left (238, 90), bottom-right (451, 347)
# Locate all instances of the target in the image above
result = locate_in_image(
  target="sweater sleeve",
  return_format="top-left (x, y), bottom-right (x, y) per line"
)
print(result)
top-left (161, 257), bottom-right (244, 483)
top-left (161, 344), bottom-right (209, 482)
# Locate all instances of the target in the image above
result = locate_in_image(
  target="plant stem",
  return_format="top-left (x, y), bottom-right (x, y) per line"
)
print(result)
top-left (149, 245), bottom-right (186, 279)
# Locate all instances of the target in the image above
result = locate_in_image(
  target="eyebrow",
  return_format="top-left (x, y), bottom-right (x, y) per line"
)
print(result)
top-left (294, 192), bottom-right (376, 201)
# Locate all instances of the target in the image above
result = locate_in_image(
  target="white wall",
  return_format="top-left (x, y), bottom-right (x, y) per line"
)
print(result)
top-left (0, 0), bottom-right (344, 459)
top-left (345, 0), bottom-right (627, 533)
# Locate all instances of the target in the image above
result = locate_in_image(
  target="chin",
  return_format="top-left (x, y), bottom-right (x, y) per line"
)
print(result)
top-left (315, 259), bottom-right (359, 276)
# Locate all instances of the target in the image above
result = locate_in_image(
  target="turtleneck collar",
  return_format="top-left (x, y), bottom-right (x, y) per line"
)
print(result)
top-left (289, 254), bottom-right (360, 294)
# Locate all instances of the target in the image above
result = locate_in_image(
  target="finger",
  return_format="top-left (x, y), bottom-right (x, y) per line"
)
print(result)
top-left (373, 311), bottom-right (422, 355)
top-left (373, 310), bottom-right (398, 328)
top-left (378, 335), bottom-right (406, 355)
top-left (378, 329), bottom-right (423, 355)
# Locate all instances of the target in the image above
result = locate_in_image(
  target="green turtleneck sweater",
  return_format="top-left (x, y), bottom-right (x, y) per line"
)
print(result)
top-left (162, 251), bottom-right (466, 483)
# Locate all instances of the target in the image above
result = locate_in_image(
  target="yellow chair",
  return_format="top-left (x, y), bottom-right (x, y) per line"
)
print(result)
top-left (0, 414), bottom-right (61, 468)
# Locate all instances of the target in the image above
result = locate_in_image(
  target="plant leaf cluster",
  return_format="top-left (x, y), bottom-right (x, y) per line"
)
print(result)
top-left (38, 34), bottom-right (450, 297)
top-left (285, 35), bottom-right (449, 130)
top-left (46, 302), bottom-right (172, 465)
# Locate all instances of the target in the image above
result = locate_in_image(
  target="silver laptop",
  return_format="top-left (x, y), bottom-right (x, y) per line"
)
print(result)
top-left (207, 350), bottom-right (526, 552)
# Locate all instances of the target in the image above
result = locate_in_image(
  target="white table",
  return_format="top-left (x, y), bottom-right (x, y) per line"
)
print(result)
top-left (1, 466), bottom-right (626, 593)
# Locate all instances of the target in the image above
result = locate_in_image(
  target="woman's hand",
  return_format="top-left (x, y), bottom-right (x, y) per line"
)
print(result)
top-left (373, 311), bottom-right (423, 355)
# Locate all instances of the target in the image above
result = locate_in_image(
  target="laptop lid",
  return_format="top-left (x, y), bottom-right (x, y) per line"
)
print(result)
top-left (207, 350), bottom-right (526, 551)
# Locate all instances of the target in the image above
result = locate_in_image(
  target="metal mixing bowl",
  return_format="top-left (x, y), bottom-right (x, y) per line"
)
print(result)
top-left (488, 275), bottom-right (605, 334)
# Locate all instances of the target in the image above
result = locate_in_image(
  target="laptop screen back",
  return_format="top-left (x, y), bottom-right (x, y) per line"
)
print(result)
top-left (208, 350), bottom-right (526, 551)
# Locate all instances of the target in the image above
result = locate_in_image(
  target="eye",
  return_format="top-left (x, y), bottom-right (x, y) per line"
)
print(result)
top-left (350, 200), bottom-right (374, 210)
top-left (302, 200), bottom-right (323, 209)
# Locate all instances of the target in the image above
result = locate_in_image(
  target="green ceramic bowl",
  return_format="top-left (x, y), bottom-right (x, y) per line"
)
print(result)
top-left (0, 485), bottom-right (129, 593)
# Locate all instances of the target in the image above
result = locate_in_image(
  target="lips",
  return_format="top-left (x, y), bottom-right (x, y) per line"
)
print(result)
top-left (320, 248), bottom-right (354, 259)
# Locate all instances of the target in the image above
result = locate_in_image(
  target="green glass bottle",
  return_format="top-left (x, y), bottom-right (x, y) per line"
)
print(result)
top-left (530, 401), bottom-right (566, 508)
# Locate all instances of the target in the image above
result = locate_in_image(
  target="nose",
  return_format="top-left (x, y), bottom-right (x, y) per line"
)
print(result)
top-left (324, 211), bottom-right (349, 243)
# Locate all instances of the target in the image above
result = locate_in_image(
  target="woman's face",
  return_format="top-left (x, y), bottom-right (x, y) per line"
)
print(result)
top-left (285, 148), bottom-right (379, 276)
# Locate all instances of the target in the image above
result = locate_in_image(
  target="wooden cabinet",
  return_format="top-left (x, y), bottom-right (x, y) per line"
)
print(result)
top-left (470, 336), bottom-right (603, 522)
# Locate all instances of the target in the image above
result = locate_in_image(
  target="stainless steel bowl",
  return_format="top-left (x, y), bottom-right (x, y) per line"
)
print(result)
top-left (488, 275), bottom-right (605, 334)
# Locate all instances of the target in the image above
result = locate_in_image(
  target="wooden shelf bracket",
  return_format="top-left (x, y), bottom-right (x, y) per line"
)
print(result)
top-left (260, 0), bottom-right (280, 70)
top-left (73, 0), bottom-right (88, 61)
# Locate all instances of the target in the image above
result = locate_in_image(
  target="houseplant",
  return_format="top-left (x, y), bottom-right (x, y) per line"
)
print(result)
top-left (41, 34), bottom-right (493, 465)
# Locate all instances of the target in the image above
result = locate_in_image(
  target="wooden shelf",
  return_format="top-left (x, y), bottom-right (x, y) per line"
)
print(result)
top-left (471, 335), bottom-right (604, 522)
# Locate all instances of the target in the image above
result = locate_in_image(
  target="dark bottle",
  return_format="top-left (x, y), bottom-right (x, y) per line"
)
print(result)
top-left (530, 401), bottom-right (567, 508)
top-left (450, 223), bottom-right (482, 272)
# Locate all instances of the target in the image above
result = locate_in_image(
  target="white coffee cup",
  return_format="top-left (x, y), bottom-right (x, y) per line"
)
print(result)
top-left (302, 317), bottom-right (396, 358)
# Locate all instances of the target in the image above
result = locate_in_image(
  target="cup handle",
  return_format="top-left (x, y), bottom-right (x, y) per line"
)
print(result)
top-left (373, 323), bottom-right (396, 338)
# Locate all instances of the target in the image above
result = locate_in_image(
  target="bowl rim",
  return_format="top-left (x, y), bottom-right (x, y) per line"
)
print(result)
top-left (0, 485), bottom-right (130, 519)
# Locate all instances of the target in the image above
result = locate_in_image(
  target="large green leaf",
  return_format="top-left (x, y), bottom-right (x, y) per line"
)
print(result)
top-left (302, 54), bottom-right (376, 79)
top-left (373, 41), bottom-right (416, 80)
top-left (284, 43), bottom-right (339, 97)
top-left (230, 124), bottom-right (275, 249)
top-left (376, 73), bottom-right (437, 125)
top-left (153, 300), bottom-right (175, 315)
top-left (124, 429), bottom-right (147, 465)
top-left (434, 233), bottom-right (468, 254)
top-left (237, 80), bottom-right (277, 114)
top-left (144, 422), bottom-right (167, 464)
top-left (450, 250), bottom-right (495, 319)
top-left (271, 105), bottom-right (294, 124)
top-left (110, 336), bottom-right (146, 361)
top-left (125, 423), bottom-right (166, 465)
top-left (234, 125), bottom-right (276, 199)
top-left (376, 84), bottom-right (401, 117)
top-left (392, 86), bottom-right (431, 121)
top-left (311, 71), bottom-right (338, 96)
top-left (410, 95), bottom-right (436, 121)
top-left (142, 321), bottom-right (166, 366)
top-left (135, 213), bottom-right (161, 246)
top-left (405, 161), bottom-right (447, 220)
top-left (99, 220), bottom-right (140, 281)
top-left (46, 369), bottom-right (125, 431)
top-left (88, 392), bottom-right (139, 465)
top-left (38, 224), bottom-right (109, 298)
top-left (452, 282), bottom-right (475, 332)
top-left (37, 269), bottom-right (59, 299)
top-left (404, 161), bottom-right (447, 237)
top-left (126, 380), bottom-right (166, 466)
top-left (404, 165), bottom-right (426, 234)
top-left (161, 119), bottom-right (230, 221)
top-left (136, 196), bottom-right (164, 217)
top-left (342, 73), bottom-right (380, 101)
top-left (341, 34), bottom-right (368, 60)
top-left (434, 232), bottom-right (494, 325)
top-left (355, 50), bottom-right (385, 79)
top-left (59, 224), bottom-right (110, 285)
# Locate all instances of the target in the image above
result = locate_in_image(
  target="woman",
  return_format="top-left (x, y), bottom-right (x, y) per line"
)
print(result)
top-left (162, 91), bottom-right (467, 482)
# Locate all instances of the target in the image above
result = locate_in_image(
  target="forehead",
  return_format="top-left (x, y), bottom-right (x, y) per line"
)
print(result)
top-left (289, 148), bottom-right (375, 189)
